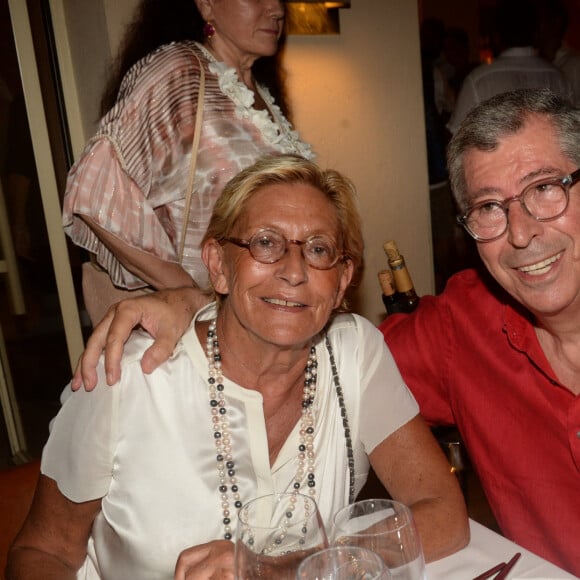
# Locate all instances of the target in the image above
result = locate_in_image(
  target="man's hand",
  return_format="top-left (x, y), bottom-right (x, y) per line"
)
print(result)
top-left (72, 287), bottom-right (207, 391)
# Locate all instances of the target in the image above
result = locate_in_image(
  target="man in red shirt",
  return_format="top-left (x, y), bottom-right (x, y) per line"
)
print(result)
top-left (382, 89), bottom-right (580, 575)
top-left (73, 89), bottom-right (580, 575)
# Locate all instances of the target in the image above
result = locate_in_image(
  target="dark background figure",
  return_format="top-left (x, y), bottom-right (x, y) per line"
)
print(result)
top-left (440, 27), bottom-right (477, 103)
top-left (420, 18), bottom-right (478, 292)
top-left (535, 0), bottom-right (580, 106)
top-left (420, 18), bottom-right (451, 186)
top-left (4, 92), bottom-right (50, 269)
top-left (447, 0), bottom-right (571, 134)
top-left (2, 89), bottom-right (57, 330)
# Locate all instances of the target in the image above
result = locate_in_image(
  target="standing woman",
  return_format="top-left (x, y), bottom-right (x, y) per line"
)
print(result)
top-left (63, 0), bottom-right (311, 323)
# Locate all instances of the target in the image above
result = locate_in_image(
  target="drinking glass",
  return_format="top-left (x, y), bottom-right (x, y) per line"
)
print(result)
top-left (332, 499), bottom-right (426, 580)
top-left (296, 545), bottom-right (392, 579)
top-left (235, 492), bottom-right (328, 579)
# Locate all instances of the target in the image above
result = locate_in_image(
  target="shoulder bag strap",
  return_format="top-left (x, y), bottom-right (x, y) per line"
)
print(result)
top-left (178, 48), bottom-right (206, 263)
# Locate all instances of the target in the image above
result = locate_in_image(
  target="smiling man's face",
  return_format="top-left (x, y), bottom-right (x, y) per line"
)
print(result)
top-left (465, 114), bottom-right (580, 318)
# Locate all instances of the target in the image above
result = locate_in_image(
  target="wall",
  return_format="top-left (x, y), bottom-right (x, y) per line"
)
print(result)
top-left (66, 0), bottom-right (432, 325)
top-left (57, 0), bottom-right (111, 147)
top-left (284, 1), bottom-right (432, 322)
top-left (102, 0), bottom-right (135, 57)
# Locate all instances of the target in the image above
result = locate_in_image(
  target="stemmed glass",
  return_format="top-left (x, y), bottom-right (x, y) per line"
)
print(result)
top-left (332, 499), bottom-right (426, 580)
top-left (296, 545), bottom-right (392, 579)
top-left (235, 492), bottom-right (328, 579)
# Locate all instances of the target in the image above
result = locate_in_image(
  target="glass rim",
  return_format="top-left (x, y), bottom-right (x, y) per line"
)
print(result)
top-left (332, 498), bottom-right (414, 534)
top-left (297, 545), bottom-right (387, 576)
top-left (238, 491), bottom-right (319, 528)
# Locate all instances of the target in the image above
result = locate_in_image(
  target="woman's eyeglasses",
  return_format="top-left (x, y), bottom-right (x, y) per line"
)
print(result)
top-left (222, 229), bottom-right (346, 270)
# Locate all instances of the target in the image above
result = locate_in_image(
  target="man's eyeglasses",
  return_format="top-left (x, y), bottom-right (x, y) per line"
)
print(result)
top-left (221, 229), bottom-right (346, 270)
top-left (457, 169), bottom-right (580, 242)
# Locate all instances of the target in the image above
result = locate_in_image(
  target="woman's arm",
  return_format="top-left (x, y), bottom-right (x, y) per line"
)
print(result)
top-left (81, 216), bottom-right (198, 291)
top-left (7, 478), bottom-right (235, 580)
top-left (72, 287), bottom-right (200, 391)
top-left (369, 415), bottom-right (469, 562)
top-left (6, 475), bottom-right (101, 579)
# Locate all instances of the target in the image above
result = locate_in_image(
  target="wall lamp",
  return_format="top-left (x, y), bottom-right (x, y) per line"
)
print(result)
top-left (285, 1), bottom-right (351, 35)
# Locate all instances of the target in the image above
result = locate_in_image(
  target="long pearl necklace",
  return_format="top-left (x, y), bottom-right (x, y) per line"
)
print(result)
top-left (205, 319), bottom-right (318, 540)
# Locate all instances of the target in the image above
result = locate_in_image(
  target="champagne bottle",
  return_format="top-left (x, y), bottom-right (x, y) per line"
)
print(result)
top-left (383, 240), bottom-right (420, 313)
top-left (378, 269), bottom-right (404, 315)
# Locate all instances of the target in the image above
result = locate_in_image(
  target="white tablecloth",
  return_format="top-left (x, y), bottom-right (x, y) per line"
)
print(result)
top-left (426, 520), bottom-right (578, 579)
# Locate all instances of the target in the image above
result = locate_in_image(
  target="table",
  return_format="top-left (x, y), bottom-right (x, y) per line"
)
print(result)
top-left (426, 519), bottom-right (578, 579)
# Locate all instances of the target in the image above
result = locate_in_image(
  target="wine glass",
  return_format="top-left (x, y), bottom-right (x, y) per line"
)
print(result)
top-left (235, 492), bottom-right (328, 579)
top-left (296, 545), bottom-right (393, 579)
top-left (332, 499), bottom-right (426, 580)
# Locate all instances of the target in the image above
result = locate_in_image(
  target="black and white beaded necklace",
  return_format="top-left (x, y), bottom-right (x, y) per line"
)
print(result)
top-left (205, 319), bottom-right (355, 540)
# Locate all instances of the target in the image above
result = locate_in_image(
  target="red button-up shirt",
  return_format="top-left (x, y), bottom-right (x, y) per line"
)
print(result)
top-left (380, 268), bottom-right (580, 576)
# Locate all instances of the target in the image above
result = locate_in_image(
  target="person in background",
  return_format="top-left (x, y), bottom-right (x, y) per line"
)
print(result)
top-left (62, 0), bottom-right (311, 322)
top-left (420, 31), bottom-right (462, 292)
top-left (420, 18), bottom-right (455, 129)
top-left (0, 74), bottom-right (12, 169)
top-left (447, 0), bottom-right (571, 134)
top-left (4, 92), bottom-right (48, 265)
top-left (419, 18), bottom-right (451, 187)
top-left (535, 0), bottom-right (580, 106)
top-left (70, 89), bottom-right (580, 576)
top-left (420, 20), bottom-right (479, 293)
top-left (440, 27), bottom-right (476, 105)
top-left (8, 154), bottom-right (468, 579)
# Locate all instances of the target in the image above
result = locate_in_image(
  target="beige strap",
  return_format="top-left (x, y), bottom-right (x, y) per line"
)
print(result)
top-left (178, 48), bottom-right (206, 263)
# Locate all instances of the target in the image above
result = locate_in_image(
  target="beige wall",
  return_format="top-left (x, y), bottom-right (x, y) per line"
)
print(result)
top-left (284, 1), bottom-right (432, 323)
top-left (102, 0), bottom-right (135, 57)
top-left (55, 0), bottom-right (111, 147)
top-left (61, 0), bottom-right (432, 325)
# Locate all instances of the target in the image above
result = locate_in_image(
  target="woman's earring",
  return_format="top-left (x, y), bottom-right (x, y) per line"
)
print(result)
top-left (203, 21), bottom-right (215, 40)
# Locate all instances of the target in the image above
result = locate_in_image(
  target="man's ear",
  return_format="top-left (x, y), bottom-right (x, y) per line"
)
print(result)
top-left (203, 239), bottom-right (229, 295)
top-left (195, 0), bottom-right (213, 22)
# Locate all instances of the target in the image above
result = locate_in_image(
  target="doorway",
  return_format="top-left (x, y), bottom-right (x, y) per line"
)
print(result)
top-left (0, 0), bottom-right (86, 468)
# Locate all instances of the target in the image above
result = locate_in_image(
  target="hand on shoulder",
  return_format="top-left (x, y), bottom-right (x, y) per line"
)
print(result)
top-left (72, 287), bottom-right (209, 391)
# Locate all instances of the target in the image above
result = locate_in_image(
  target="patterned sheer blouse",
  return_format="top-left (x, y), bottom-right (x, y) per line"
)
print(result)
top-left (62, 41), bottom-right (312, 289)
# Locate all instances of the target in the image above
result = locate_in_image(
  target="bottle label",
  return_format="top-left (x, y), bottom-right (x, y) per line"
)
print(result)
top-left (391, 264), bottom-right (413, 292)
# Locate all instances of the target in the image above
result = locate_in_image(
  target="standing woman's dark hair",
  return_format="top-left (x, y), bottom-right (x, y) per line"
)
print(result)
top-left (100, 0), bottom-right (289, 117)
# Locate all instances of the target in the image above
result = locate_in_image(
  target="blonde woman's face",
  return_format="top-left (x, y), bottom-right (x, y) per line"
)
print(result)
top-left (211, 182), bottom-right (354, 351)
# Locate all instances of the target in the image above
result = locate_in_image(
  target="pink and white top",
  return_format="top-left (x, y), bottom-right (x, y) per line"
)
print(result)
top-left (62, 41), bottom-right (312, 289)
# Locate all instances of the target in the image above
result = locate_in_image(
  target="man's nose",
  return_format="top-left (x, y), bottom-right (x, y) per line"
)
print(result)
top-left (506, 202), bottom-right (543, 248)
